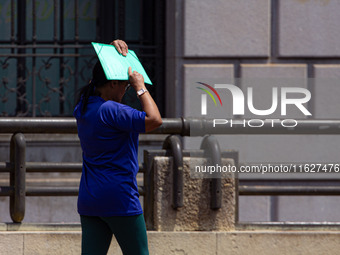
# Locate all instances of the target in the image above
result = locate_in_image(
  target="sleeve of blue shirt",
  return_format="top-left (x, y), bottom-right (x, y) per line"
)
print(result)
top-left (99, 101), bottom-right (146, 133)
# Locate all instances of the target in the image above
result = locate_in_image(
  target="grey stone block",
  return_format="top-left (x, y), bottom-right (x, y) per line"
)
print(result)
top-left (217, 231), bottom-right (340, 255)
top-left (24, 232), bottom-right (82, 255)
top-left (277, 196), bottom-right (340, 222)
top-left (24, 196), bottom-right (79, 223)
top-left (153, 156), bottom-right (236, 231)
top-left (148, 231), bottom-right (217, 255)
top-left (279, 0), bottom-right (340, 56)
top-left (240, 64), bottom-right (308, 119)
top-left (0, 197), bottom-right (10, 223)
top-left (0, 233), bottom-right (23, 254)
top-left (184, 0), bottom-right (270, 56)
top-left (238, 196), bottom-right (271, 222)
top-left (0, 223), bottom-right (6, 231)
top-left (23, 232), bottom-right (122, 255)
top-left (314, 65), bottom-right (340, 118)
top-left (183, 64), bottom-right (234, 119)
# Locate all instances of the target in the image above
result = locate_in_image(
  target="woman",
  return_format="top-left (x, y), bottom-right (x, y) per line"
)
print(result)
top-left (74, 39), bottom-right (162, 255)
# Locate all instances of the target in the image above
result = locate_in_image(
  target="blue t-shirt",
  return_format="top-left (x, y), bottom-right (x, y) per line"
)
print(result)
top-left (73, 96), bottom-right (146, 216)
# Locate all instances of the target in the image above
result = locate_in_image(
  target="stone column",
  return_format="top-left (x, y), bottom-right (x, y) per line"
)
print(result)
top-left (153, 156), bottom-right (236, 231)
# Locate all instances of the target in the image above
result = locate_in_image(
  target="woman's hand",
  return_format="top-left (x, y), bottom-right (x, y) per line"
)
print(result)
top-left (110, 39), bottom-right (128, 56)
top-left (128, 67), bottom-right (162, 132)
top-left (128, 66), bottom-right (145, 91)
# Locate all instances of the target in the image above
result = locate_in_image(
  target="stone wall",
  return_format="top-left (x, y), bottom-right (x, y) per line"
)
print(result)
top-left (166, 0), bottom-right (340, 222)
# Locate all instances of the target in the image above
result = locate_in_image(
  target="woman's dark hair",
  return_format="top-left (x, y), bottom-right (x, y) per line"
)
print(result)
top-left (76, 60), bottom-right (109, 114)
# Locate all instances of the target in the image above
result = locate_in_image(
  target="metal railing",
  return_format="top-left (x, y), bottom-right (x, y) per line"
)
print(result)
top-left (1, 0), bottom-right (165, 117)
top-left (2, 117), bottom-right (340, 134)
top-left (1, 117), bottom-right (340, 223)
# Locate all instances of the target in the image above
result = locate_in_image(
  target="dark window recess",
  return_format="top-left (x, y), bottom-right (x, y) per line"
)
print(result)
top-left (0, 0), bottom-right (165, 117)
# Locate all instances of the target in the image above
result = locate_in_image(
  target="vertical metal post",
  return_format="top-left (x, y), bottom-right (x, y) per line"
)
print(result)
top-left (118, 0), bottom-right (125, 39)
top-left (32, 0), bottom-right (37, 117)
top-left (162, 135), bottom-right (184, 209)
top-left (154, 0), bottom-right (165, 115)
top-left (144, 150), bottom-right (155, 230)
top-left (10, 0), bottom-right (15, 47)
top-left (97, 0), bottom-right (116, 42)
top-left (10, 133), bottom-right (26, 223)
top-left (95, 0), bottom-right (101, 42)
top-left (74, 0), bottom-right (79, 43)
top-left (53, 0), bottom-right (58, 44)
top-left (16, 0), bottom-right (27, 116)
top-left (139, 0), bottom-right (145, 44)
top-left (200, 135), bottom-right (222, 210)
top-left (74, 0), bottom-right (79, 110)
top-left (56, 0), bottom-right (65, 115)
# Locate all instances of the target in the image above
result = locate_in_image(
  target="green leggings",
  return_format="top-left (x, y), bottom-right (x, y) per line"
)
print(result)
top-left (80, 214), bottom-right (149, 255)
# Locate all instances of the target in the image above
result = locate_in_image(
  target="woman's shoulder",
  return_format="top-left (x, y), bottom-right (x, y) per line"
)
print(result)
top-left (100, 100), bottom-right (133, 112)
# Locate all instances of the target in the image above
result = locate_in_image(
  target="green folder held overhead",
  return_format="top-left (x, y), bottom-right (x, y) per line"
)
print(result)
top-left (91, 42), bottom-right (152, 85)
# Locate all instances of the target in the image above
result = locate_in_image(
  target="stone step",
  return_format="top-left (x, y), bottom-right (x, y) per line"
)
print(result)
top-left (1, 230), bottom-right (340, 255)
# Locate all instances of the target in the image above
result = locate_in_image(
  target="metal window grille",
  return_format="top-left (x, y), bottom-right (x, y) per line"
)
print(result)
top-left (0, 0), bottom-right (165, 117)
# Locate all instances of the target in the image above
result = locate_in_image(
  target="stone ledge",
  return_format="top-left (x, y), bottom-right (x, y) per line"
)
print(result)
top-left (4, 222), bottom-right (340, 232)
top-left (0, 223), bottom-right (6, 231)
top-left (2, 231), bottom-right (340, 255)
top-left (1, 223), bottom-right (81, 232)
top-left (237, 222), bottom-right (340, 231)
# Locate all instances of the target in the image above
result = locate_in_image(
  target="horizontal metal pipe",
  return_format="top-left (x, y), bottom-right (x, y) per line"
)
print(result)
top-left (0, 118), bottom-right (77, 134)
top-left (5, 160), bottom-right (340, 176)
top-left (1, 118), bottom-right (340, 135)
top-left (25, 186), bottom-right (145, 196)
top-left (26, 162), bottom-right (82, 172)
top-left (25, 162), bottom-right (146, 173)
top-left (1, 162), bottom-right (144, 173)
top-left (239, 185), bottom-right (340, 195)
top-left (153, 118), bottom-right (187, 135)
top-left (0, 162), bottom-right (12, 173)
top-left (0, 186), bottom-right (14, 196)
top-left (26, 187), bottom-right (78, 196)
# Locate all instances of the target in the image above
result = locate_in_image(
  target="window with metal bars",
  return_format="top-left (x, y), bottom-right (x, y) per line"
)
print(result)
top-left (0, 0), bottom-right (165, 117)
